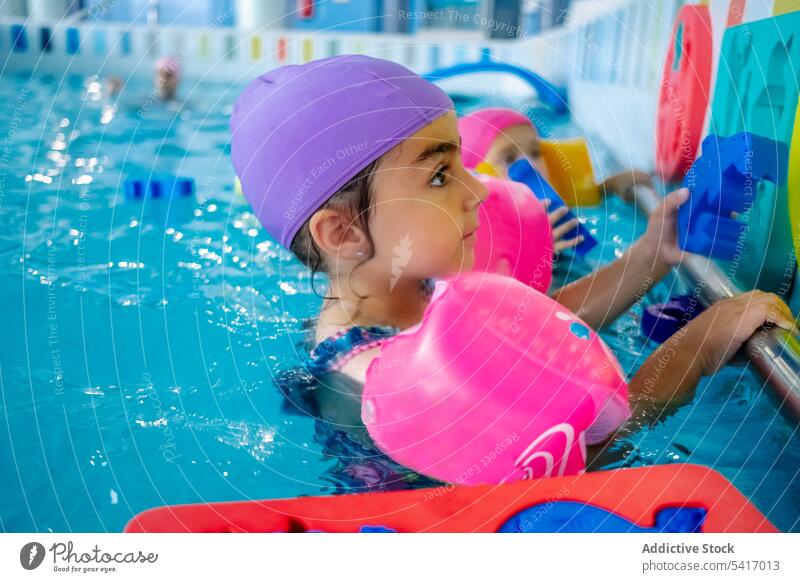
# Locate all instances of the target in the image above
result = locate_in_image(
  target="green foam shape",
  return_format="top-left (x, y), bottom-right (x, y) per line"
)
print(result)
top-left (709, 12), bottom-right (800, 294)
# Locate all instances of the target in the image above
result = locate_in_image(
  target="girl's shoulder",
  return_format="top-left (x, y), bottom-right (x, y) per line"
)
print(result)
top-left (312, 299), bottom-right (352, 344)
top-left (306, 322), bottom-right (399, 380)
top-left (314, 320), bottom-right (349, 346)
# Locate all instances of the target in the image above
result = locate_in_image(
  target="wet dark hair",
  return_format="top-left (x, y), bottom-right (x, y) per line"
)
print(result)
top-left (289, 157), bottom-right (382, 309)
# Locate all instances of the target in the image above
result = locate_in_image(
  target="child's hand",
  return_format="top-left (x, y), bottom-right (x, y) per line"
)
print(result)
top-left (639, 187), bottom-right (689, 270)
top-left (542, 199), bottom-right (583, 252)
top-left (687, 290), bottom-right (797, 375)
top-left (601, 169), bottom-right (654, 200)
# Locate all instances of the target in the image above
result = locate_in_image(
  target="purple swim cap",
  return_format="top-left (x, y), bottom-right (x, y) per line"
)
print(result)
top-left (230, 55), bottom-right (453, 248)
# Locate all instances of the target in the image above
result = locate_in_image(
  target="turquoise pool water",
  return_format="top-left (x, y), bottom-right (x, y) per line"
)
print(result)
top-left (0, 74), bottom-right (798, 533)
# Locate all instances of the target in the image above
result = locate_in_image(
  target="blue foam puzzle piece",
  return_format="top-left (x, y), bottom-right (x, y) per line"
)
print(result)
top-left (123, 177), bottom-right (195, 200)
top-left (11, 25), bottom-right (27, 53)
top-left (498, 501), bottom-right (707, 533)
top-left (508, 158), bottom-right (598, 257)
top-left (305, 525), bottom-right (397, 533)
top-left (679, 132), bottom-right (788, 260)
top-left (358, 525), bottom-right (397, 533)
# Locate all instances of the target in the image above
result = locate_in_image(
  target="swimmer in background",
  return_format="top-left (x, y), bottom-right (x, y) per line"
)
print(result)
top-left (459, 107), bottom-right (653, 252)
top-left (99, 55), bottom-right (182, 102)
top-left (153, 56), bottom-right (181, 102)
top-left (232, 55), bottom-right (797, 466)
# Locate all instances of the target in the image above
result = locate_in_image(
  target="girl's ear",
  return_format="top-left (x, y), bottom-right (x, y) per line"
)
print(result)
top-left (308, 208), bottom-right (368, 262)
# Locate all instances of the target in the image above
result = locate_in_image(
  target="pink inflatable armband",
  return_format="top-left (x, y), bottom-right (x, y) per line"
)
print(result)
top-left (472, 175), bottom-right (553, 293)
top-left (362, 272), bottom-right (629, 485)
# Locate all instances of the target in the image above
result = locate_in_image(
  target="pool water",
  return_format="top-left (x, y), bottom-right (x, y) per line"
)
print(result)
top-left (0, 75), bottom-right (798, 533)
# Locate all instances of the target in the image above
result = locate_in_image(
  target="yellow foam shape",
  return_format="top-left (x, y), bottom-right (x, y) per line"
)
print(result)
top-left (789, 102), bottom-right (800, 260)
top-left (774, 0), bottom-right (800, 16)
top-left (539, 138), bottom-right (601, 207)
top-left (474, 161), bottom-right (501, 177)
top-left (234, 177), bottom-right (243, 195)
top-left (250, 36), bottom-right (262, 61)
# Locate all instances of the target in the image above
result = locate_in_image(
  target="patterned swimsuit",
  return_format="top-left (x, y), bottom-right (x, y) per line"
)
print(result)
top-left (274, 279), bottom-right (440, 493)
top-left (303, 325), bottom-right (400, 375)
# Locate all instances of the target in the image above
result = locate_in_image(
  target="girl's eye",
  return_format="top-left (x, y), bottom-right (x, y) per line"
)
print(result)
top-left (430, 166), bottom-right (448, 187)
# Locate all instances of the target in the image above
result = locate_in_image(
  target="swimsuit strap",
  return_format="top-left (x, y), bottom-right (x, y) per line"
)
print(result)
top-left (421, 277), bottom-right (436, 298)
top-left (302, 278), bottom-right (435, 376)
top-left (304, 324), bottom-right (401, 376)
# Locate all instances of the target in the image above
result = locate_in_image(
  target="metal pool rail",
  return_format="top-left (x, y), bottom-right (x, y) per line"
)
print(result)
top-left (630, 183), bottom-right (800, 424)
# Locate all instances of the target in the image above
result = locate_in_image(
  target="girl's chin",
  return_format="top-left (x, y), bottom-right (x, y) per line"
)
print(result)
top-left (449, 253), bottom-right (475, 277)
top-left (428, 246), bottom-right (475, 279)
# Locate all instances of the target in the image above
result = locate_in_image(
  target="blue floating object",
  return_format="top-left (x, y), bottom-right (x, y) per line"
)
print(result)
top-left (508, 158), bottom-right (598, 257)
top-left (424, 60), bottom-right (568, 114)
top-left (498, 501), bottom-right (707, 533)
top-left (358, 525), bottom-right (397, 533)
top-left (41, 27), bottom-right (52, 53)
top-left (92, 29), bottom-right (105, 56)
top-left (123, 177), bottom-right (195, 200)
top-left (429, 45), bottom-right (440, 69)
top-left (641, 295), bottom-right (705, 344)
top-left (120, 31), bottom-right (131, 55)
top-left (678, 132), bottom-right (788, 260)
top-left (66, 27), bottom-right (80, 55)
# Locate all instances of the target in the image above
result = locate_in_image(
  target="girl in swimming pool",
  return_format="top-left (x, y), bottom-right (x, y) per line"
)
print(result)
top-left (230, 55), bottom-right (795, 453)
top-left (459, 107), bottom-right (654, 252)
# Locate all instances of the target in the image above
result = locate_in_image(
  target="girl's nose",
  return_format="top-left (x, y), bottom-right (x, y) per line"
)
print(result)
top-left (464, 171), bottom-right (489, 210)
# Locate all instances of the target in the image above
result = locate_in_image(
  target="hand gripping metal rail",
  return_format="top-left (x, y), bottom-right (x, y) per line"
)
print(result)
top-left (629, 183), bottom-right (800, 423)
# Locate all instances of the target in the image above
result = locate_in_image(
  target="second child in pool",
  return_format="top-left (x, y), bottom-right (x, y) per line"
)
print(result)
top-left (459, 107), bottom-right (654, 253)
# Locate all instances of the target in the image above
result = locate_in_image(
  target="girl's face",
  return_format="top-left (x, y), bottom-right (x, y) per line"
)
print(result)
top-left (483, 123), bottom-right (550, 181)
top-left (366, 111), bottom-right (489, 282)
